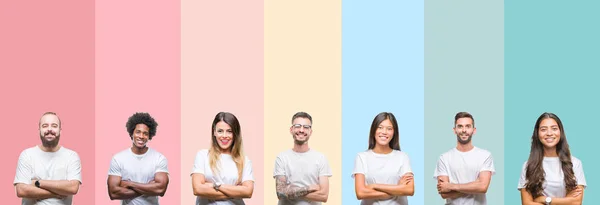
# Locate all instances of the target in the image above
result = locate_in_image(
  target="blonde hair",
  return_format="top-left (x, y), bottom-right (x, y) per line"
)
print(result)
top-left (209, 112), bottom-right (245, 184)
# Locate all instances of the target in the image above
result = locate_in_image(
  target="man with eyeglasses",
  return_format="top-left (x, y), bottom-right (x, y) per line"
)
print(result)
top-left (107, 112), bottom-right (169, 205)
top-left (273, 112), bottom-right (332, 205)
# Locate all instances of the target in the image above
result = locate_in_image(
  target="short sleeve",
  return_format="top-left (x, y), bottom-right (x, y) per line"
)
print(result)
top-left (241, 157), bottom-right (254, 182)
top-left (573, 159), bottom-right (587, 188)
top-left (351, 154), bottom-right (365, 178)
top-left (517, 161), bottom-right (527, 189)
top-left (108, 157), bottom-right (122, 177)
top-left (481, 152), bottom-right (495, 174)
top-left (433, 155), bottom-right (448, 178)
top-left (14, 150), bottom-right (32, 185)
top-left (67, 151), bottom-right (82, 183)
top-left (192, 150), bottom-right (207, 174)
top-left (273, 155), bottom-right (286, 177)
top-left (319, 154), bottom-right (332, 177)
top-left (156, 154), bottom-right (169, 174)
top-left (399, 152), bottom-right (413, 177)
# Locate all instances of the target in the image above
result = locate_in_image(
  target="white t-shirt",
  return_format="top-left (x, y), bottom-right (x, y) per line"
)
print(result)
top-left (352, 150), bottom-right (413, 205)
top-left (192, 149), bottom-right (254, 205)
top-left (273, 149), bottom-right (332, 205)
top-left (108, 148), bottom-right (169, 205)
top-left (13, 146), bottom-right (82, 205)
top-left (517, 156), bottom-right (586, 197)
top-left (433, 147), bottom-right (495, 205)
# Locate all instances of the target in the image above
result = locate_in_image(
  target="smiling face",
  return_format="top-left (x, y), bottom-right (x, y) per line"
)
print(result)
top-left (374, 119), bottom-right (394, 147)
top-left (290, 117), bottom-right (312, 145)
top-left (39, 114), bottom-right (61, 148)
top-left (538, 118), bottom-right (561, 149)
top-left (131, 124), bottom-right (150, 149)
top-left (214, 121), bottom-right (234, 152)
top-left (454, 117), bottom-right (476, 144)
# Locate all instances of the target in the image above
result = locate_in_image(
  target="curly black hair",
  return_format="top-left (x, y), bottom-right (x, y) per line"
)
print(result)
top-left (126, 112), bottom-right (158, 140)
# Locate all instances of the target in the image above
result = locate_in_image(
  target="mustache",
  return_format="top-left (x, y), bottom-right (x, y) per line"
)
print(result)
top-left (44, 130), bottom-right (57, 136)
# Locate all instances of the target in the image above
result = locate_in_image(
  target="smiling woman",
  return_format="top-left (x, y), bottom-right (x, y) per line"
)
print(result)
top-left (518, 112), bottom-right (587, 205)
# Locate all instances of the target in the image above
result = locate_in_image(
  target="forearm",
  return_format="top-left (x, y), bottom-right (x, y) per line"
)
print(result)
top-left (219, 184), bottom-right (253, 198)
top-left (16, 184), bottom-right (63, 199)
top-left (544, 197), bottom-right (581, 205)
top-left (193, 183), bottom-right (230, 199)
top-left (440, 191), bottom-right (465, 199)
top-left (373, 183), bottom-right (414, 196)
top-left (356, 187), bottom-right (393, 200)
top-left (127, 181), bottom-right (167, 196)
top-left (451, 181), bottom-right (488, 194)
top-left (304, 189), bottom-right (328, 202)
top-left (37, 180), bottom-right (79, 196)
top-left (109, 186), bottom-right (140, 200)
top-left (277, 185), bottom-right (311, 200)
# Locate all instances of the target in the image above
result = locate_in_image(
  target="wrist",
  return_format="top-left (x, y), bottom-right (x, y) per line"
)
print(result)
top-left (213, 182), bottom-right (222, 191)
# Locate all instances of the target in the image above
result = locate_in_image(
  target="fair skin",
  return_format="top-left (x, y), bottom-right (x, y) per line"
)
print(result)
top-left (355, 119), bottom-right (414, 200)
top-left (520, 118), bottom-right (584, 205)
top-left (108, 124), bottom-right (169, 200)
top-left (275, 117), bottom-right (329, 202)
top-left (191, 121), bottom-right (254, 199)
top-left (437, 117), bottom-right (492, 199)
top-left (15, 114), bottom-right (80, 200)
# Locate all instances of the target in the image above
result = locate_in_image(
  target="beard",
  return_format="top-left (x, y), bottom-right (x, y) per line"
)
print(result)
top-left (40, 130), bottom-right (60, 148)
top-left (293, 132), bottom-right (309, 145)
top-left (456, 133), bottom-right (472, 144)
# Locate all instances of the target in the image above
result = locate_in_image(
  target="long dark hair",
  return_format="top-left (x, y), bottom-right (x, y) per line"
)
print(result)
top-left (525, 112), bottom-right (577, 198)
top-left (368, 112), bottom-right (400, 151)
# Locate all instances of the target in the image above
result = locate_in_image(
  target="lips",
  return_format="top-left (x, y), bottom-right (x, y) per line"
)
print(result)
top-left (544, 137), bottom-right (556, 143)
top-left (378, 135), bottom-right (389, 140)
top-left (220, 139), bottom-right (230, 145)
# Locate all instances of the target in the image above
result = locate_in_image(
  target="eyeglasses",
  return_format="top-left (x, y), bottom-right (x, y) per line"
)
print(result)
top-left (292, 124), bottom-right (312, 130)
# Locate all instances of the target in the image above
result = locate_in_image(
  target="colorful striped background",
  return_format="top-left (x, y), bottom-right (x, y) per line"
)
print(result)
top-left (2, 0), bottom-right (599, 204)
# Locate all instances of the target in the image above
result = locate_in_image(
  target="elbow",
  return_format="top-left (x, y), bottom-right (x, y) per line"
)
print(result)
top-left (356, 191), bottom-right (366, 200)
top-left (192, 187), bottom-right (202, 197)
top-left (16, 187), bottom-right (26, 198)
top-left (479, 186), bottom-right (489, 194)
top-left (244, 189), bottom-right (254, 198)
top-left (406, 188), bottom-right (415, 196)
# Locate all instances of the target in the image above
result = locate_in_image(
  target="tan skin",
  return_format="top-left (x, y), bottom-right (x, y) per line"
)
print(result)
top-left (108, 124), bottom-right (169, 200)
top-left (519, 118), bottom-right (584, 205)
top-left (192, 121), bottom-right (254, 200)
top-left (15, 114), bottom-right (80, 200)
top-left (354, 119), bottom-right (414, 200)
top-left (437, 117), bottom-right (492, 199)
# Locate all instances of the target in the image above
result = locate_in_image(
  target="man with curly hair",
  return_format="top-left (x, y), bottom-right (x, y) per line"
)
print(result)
top-left (107, 112), bottom-right (169, 205)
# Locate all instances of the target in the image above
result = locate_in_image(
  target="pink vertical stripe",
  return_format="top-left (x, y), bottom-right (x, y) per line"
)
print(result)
top-left (181, 0), bottom-right (264, 204)
top-left (0, 0), bottom-right (95, 204)
top-left (95, 0), bottom-right (180, 204)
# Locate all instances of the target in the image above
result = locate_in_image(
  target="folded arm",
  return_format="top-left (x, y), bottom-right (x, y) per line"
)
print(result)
top-left (372, 173), bottom-right (415, 196)
top-left (437, 176), bottom-right (465, 199)
top-left (121, 172), bottom-right (169, 197)
top-left (35, 179), bottom-right (80, 196)
top-left (191, 173), bottom-right (229, 200)
top-left (219, 180), bottom-right (254, 199)
top-left (15, 183), bottom-right (65, 200)
top-left (303, 176), bottom-right (329, 202)
top-left (108, 175), bottom-right (140, 200)
top-left (354, 173), bottom-right (392, 200)
top-left (438, 171), bottom-right (492, 195)
top-left (525, 185), bottom-right (584, 205)
top-left (275, 175), bottom-right (317, 200)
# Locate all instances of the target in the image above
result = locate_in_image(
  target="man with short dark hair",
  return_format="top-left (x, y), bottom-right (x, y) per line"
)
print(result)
top-left (273, 112), bottom-right (332, 205)
top-left (434, 112), bottom-right (495, 205)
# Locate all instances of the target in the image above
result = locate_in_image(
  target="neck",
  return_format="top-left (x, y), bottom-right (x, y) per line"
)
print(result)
top-left (39, 144), bottom-right (61, 152)
top-left (456, 142), bottom-right (474, 152)
top-left (293, 143), bottom-right (310, 153)
top-left (131, 146), bottom-right (149, 155)
top-left (373, 144), bottom-right (393, 154)
top-left (220, 148), bottom-right (231, 155)
top-left (543, 147), bottom-right (558, 157)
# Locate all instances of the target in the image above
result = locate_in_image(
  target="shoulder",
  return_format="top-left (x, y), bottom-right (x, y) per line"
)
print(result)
top-left (196, 149), bottom-right (209, 157)
top-left (571, 156), bottom-right (583, 166)
top-left (394, 150), bottom-right (410, 158)
top-left (275, 149), bottom-right (292, 158)
top-left (59, 146), bottom-right (79, 156)
top-left (112, 148), bottom-right (131, 160)
top-left (474, 147), bottom-right (492, 155)
top-left (356, 151), bottom-right (369, 158)
top-left (244, 155), bottom-right (252, 163)
top-left (439, 148), bottom-right (455, 158)
top-left (20, 146), bottom-right (37, 156)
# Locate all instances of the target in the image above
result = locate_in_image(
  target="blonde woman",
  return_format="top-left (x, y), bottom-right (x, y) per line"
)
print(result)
top-left (192, 112), bottom-right (254, 205)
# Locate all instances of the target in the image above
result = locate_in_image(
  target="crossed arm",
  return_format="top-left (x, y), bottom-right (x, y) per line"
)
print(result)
top-left (355, 173), bottom-right (414, 200)
top-left (15, 180), bottom-right (80, 200)
top-left (192, 173), bottom-right (254, 200)
top-left (108, 172), bottom-right (169, 200)
top-left (520, 185), bottom-right (584, 205)
top-left (437, 171), bottom-right (492, 199)
top-left (275, 175), bottom-right (328, 202)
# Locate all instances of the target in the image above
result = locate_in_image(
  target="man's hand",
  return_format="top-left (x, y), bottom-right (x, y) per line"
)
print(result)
top-left (437, 178), bottom-right (453, 193)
